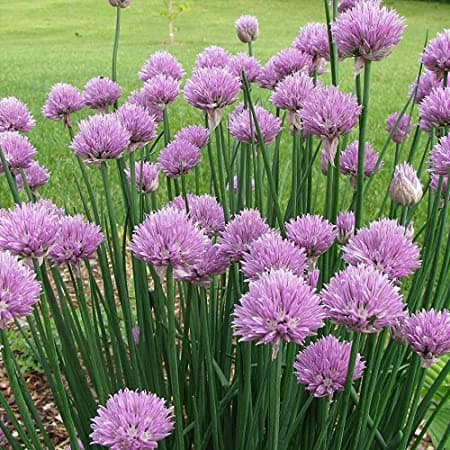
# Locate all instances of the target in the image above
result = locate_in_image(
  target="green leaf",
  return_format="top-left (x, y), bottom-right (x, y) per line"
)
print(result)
top-left (427, 406), bottom-right (450, 448)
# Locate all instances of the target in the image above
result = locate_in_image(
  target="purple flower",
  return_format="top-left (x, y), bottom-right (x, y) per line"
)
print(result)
top-left (195, 46), bottom-right (232, 70)
top-left (235, 15), bottom-right (259, 43)
top-left (301, 85), bottom-right (362, 164)
top-left (332, 3), bottom-right (405, 73)
top-left (217, 209), bottom-right (269, 263)
top-left (48, 215), bottom-right (103, 268)
top-left (402, 309), bottom-right (450, 368)
top-left (337, 0), bottom-right (381, 14)
top-left (125, 161), bottom-right (159, 194)
top-left (430, 134), bottom-right (450, 177)
top-left (109, 0), bottom-right (131, 7)
top-left (157, 139), bottom-right (201, 178)
top-left (141, 74), bottom-right (180, 111)
top-left (83, 77), bottom-right (121, 112)
top-left (322, 264), bottom-right (405, 333)
top-left (258, 58), bottom-right (279, 90)
top-left (42, 83), bottom-right (84, 126)
top-left (139, 51), bottom-right (185, 82)
top-left (71, 114), bottom-right (130, 164)
top-left (292, 22), bottom-right (330, 69)
top-left (419, 87), bottom-right (450, 132)
top-left (115, 103), bottom-right (157, 150)
top-left (307, 269), bottom-right (320, 290)
top-left (430, 173), bottom-right (448, 198)
top-left (343, 219), bottom-right (421, 280)
top-left (0, 200), bottom-right (62, 261)
top-left (0, 97), bottom-right (35, 133)
top-left (90, 389), bottom-right (174, 449)
top-left (184, 68), bottom-right (241, 130)
top-left (386, 113), bottom-right (414, 144)
top-left (15, 161), bottom-right (50, 192)
top-left (169, 194), bottom-right (225, 237)
top-left (339, 141), bottom-right (382, 186)
top-left (271, 72), bottom-right (315, 127)
top-left (410, 71), bottom-right (443, 104)
top-left (0, 250), bottom-right (41, 328)
top-left (272, 48), bottom-right (314, 81)
top-left (336, 211), bottom-right (355, 245)
top-left (228, 104), bottom-right (282, 145)
top-left (233, 269), bottom-right (325, 358)
top-left (286, 214), bottom-right (336, 262)
top-left (389, 162), bottom-right (423, 206)
top-left (294, 336), bottom-right (365, 398)
top-left (242, 231), bottom-right (307, 281)
top-left (129, 207), bottom-right (209, 280)
top-left (174, 125), bottom-right (209, 149)
top-left (0, 131), bottom-right (37, 173)
top-left (229, 53), bottom-right (263, 83)
top-left (128, 90), bottom-right (164, 123)
top-left (421, 29), bottom-right (450, 79)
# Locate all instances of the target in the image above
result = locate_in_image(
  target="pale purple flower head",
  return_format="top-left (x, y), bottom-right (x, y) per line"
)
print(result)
top-left (235, 15), bottom-right (259, 43)
top-left (286, 214), bottom-right (336, 261)
top-left (332, 3), bottom-right (405, 73)
top-left (0, 250), bottom-right (41, 328)
top-left (402, 309), bottom-right (450, 368)
top-left (141, 74), bottom-right (180, 111)
top-left (272, 48), bottom-right (314, 81)
top-left (0, 131), bottom-right (37, 173)
top-left (336, 211), bottom-right (355, 245)
top-left (195, 46), bottom-right (232, 70)
top-left (389, 162), bottom-right (423, 206)
top-left (0, 97), bottom-right (35, 133)
top-left (115, 103), bottom-right (157, 150)
top-left (419, 87), bottom-right (450, 132)
top-left (83, 77), bottom-right (121, 112)
top-left (343, 219), bottom-right (421, 280)
top-left (169, 194), bottom-right (225, 237)
top-left (292, 22), bottom-right (330, 66)
top-left (294, 336), bottom-right (365, 398)
top-left (90, 389), bottom-right (174, 450)
top-left (258, 58), bottom-right (279, 90)
top-left (233, 268), bottom-right (325, 358)
top-left (217, 209), bottom-right (269, 263)
top-left (139, 51), bottom-right (185, 82)
top-left (109, 0), bottom-right (131, 7)
top-left (184, 241), bottom-right (229, 287)
top-left (157, 139), bottom-right (201, 178)
top-left (125, 161), bottom-right (159, 194)
top-left (0, 200), bottom-right (62, 261)
top-left (339, 141), bottom-right (382, 183)
top-left (386, 113), bottom-right (414, 144)
top-left (301, 85), bottom-right (362, 164)
top-left (42, 83), bottom-right (84, 126)
top-left (129, 207), bottom-right (209, 280)
top-left (228, 104), bottom-right (282, 145)
top-left (49, 215), bottom-right (103, 268)
top-left (184, 67), bottom-right (240, 130)
top-left (430, 173), bottom-right (449, 198)
top-left (15, 161), bottom-right (50, 192)
top-left (174, 125), bottom-right (209, 149)
top-left (410, 71), bottom-right (443, 104)
top-left (421, 29), bottom-right (450, 79)
top-left (322, 264), bottom-right (405, 333)
top-left (127, 90), bottom-right (164, 123)
top-left (242, 231), bottom-right (307, 281)
top-left (430, 134), bottom-right (450, 177)
top-left (337, 0), bottom-right (382, 14)
top-left (307, 269), bottom-right (320, 290)
top-left (271, 72), bottom-right (315, 127)
top-left (71, 114), bottom-right (130, 164)
top-left (229, 53), bottom-right (263, 83)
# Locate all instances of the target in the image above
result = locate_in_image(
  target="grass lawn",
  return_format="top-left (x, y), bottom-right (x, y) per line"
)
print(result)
top-left (1, 0), bottom-right (450, 212)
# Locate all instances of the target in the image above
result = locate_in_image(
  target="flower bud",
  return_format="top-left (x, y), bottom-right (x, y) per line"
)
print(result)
top-left (336, 211), bottom-right (355, 245)
top-left (109, 0), bottom-right (131, 7)
top-left (389, 163), bottom-right (423, 206)
top-left (235, 15), bottom-right (259, 43)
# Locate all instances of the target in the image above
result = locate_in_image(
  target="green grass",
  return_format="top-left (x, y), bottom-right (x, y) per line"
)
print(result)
top-left (1, 0), bottom-right (450, 210)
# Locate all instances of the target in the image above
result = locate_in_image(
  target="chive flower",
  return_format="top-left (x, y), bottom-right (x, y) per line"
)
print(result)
top-left (229, 53), bottom-right (263, 83)
top-left (272, 48), bottom-right (314, 81)
top-left (235, 15), bottom-right (259, 43)
top-left (174, 125), bottom-right (209, 149)
top-left (336, 211), bottom-right (355, 245)
top-left (124, 161), bottom-right (159, 194)
top-left (430, 134), bottom-right (450, 177)
top-left (42, 83), bottom-right (84, 126)
top-left (419, 87), bottom-right (450, 132)
top-left (386, 113), bottom-right (414, 144)
top-left (337, 0), bottom-right (381, 14)
top-left (410, 71), bottom-right (443, 104)
top-left (157, 139), bottom-right (201, 178)
top-left (195, 46), bottom-right (232, 70)
top-left (15, 161), bottom-right (50, 192)
top-left (139, 51), bottom-right (185, 82)
top-left (109, 0), bottom-right (131, 7)
top-left (389, 162), bottom-right (423, 206)
top-left (0, 131), bottom-right (37, 173)
top-left (141, 74), bottom-right (181, 111)
top-left (128, 90), bottom-right (164, 123)
top-left (0, 97), bottom-right (35, 133)
top-left (292, 22), bottom-right (330, 70)
top-left (421, 29), bottom-right (450, 79)
top-left (83, 76), bottom-right (121, 112)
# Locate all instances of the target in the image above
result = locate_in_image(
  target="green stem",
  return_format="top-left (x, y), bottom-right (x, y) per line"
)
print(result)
top-left (269, 344), bottom-right (283, 450)
top-left (112, 7), bottom-right (121, 83)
